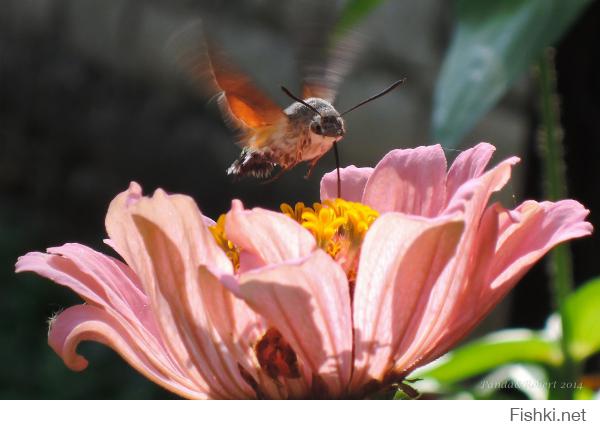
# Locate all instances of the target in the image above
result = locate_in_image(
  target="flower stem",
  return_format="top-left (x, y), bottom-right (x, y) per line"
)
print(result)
top-left (536, 48), bottom-right (578, 399)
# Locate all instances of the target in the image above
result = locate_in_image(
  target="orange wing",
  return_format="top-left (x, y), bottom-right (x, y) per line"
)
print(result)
top-left (171, 24), bottom-right (284, 146)
top-left (210, 60), bottom-right (284, 131)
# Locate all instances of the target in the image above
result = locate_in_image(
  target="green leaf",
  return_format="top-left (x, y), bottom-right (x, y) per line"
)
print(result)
top-left (432, 0), bottom-right (592, 148)
top-left (562, 278), bottom-right (600, 361)
top-left (574, 387), bottom-right (597, 400)
top-left (414, 329), bottom-right (561, 385)
top-left (336, 0), bottom-right (386, 35)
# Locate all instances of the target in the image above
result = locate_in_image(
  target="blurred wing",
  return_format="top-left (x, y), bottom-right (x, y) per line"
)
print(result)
top-left (290, 2), bottom-right (365, 103)
top-left (170, 21), bottom-right (284, 134)
top-left (212, 62), bottom-right (284, 130)
top-left (302, 31), bottom-right (365, 103)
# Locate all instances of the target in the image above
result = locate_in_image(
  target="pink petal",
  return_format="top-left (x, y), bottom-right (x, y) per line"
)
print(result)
top-left (15, 245), bottom-right (194, 393)
top-left (104, 182), bottom-right (147, 273)
top-left (225, 199), bottom-right (316, 269)
top-left (202, 215), bottom-right (216, 227)
top-left (396, 157), bottom-right (520, 372)
top-left (351, 213), bottom-right (464, 390)
top-left (488, 199), bottom-right (592, 299)
top-left (106, 183), bottom-right (232, 281)
top-left (196, 266), bottom-right (265, 364)
top-left (32, 244), bottom-right (148, 318)
top-left (363, 145), bottom-right (447, 216)
top-left (444, 155), bottom-right (520, 218)
top-left (445, 142), bottom-right (496, 202)
top-left (131, 192), bottom-right (255, 398)
top-left (455, 202), bottom-right (505, 317)
top-left (197, 266), bottom-right (290, 400)
top-left (420, 200), bottom-right (592, 368)
top-left (439, 156), bottom-right (521, 315)
top-left (320, 166), bottom-right (373, 202)
top-left (49, 304), bottom-right (203, 399)
top-left (234, 250), bottom-right (353, 398)
top-left (411, 202), bottom-right (505, 365)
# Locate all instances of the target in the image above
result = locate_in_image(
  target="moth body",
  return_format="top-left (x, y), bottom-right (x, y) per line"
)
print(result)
top-left (227, 97), bottom-right (345, 178)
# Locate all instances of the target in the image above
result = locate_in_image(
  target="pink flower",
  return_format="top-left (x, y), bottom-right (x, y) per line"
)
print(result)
top-left (16, 143), bottom-right (591, 399)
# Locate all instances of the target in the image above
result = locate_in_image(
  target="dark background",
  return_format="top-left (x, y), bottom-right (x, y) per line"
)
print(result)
top-left (1, 0), bottom-right (598, 398)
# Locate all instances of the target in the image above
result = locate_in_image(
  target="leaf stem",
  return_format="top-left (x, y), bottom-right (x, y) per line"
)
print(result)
top-left (536, 48), bottom-right (578, 399)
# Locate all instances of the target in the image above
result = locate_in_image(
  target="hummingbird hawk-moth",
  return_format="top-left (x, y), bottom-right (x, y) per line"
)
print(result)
top-left (212, 59), bottom-right (404, 181)
top-left (174, 13), bottom-right (404, 188)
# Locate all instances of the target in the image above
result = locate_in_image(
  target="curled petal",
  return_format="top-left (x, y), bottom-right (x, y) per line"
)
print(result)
top-left (445, 142), bottom-right (496, 202)
top-left (49, 304), bottom-right (203, 399)
top-left (320, 166), bottom-right (373, 202)
top-left (363, 145), bottom-right (447, 216)
top-left (351, 213), bottom-right (464, 389)
top-left (420, 200), bottom-right (592, 367)
top-left (444, 155), bottom-right (520, 218)
top-left (490, 199), bottom-right (593, 297)
top-left (15, 244), bottom-right (199, 394)
top-left (15, 245), bottom-right (159, 348)
top-left (17, 244), bottom-right (149, 324)
top-left (225, 199), bottom-right (316, 268)
top-left (233, 250), bottom-right (353, 398)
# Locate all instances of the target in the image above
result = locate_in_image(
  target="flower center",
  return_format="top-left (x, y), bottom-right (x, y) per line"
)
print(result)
top-left (281, 198), bottom-right (379, 280)
top-left (209, 199), bottom-right (379, 280)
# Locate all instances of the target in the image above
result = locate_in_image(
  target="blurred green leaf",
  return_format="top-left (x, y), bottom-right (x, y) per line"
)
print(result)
top-left (414, 329), bottom-right (561, 384)
top-left (562, 278), bottom-right (600, 361)
top-left (432, 0), bottom-right (592, 148)
top-left (336, 0), bottom-right (386, 35)
top-left (574, 387), bottom-right (596, 400)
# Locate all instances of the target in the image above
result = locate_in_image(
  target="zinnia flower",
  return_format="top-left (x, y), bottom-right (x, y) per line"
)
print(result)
top-left (16, 143), bottom-right (591, 399)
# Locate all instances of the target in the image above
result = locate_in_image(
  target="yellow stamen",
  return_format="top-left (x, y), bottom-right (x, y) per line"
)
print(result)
top-left (280, 202), bottom-right (307, 223)
top-left (283, 199), bottom-right (378, 247)
top-left (282, 199), bottom-right (379, 280)
top-left (209, 214), bottom-right (240, 271)
top-left (210, 199), bottom-right (378, 281)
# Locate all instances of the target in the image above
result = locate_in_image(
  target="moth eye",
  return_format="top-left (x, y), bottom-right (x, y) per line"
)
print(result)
top-left (315, 124), bottom-right (323, 134)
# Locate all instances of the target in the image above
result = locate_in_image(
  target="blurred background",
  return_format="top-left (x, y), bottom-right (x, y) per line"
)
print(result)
top-left (1, 0), bottom-right (599, 399)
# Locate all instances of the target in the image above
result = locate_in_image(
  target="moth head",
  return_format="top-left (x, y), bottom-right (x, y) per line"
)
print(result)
top-left (310, 114), bottom-right (345, 137)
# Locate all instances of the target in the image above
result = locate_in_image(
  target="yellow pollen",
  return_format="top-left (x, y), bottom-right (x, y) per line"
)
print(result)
top-left (281, 198), bottom-right (379, 260)
top-left (209, 214), bottom-right (240, 271)
top-left (209, 199), bottom-right (378, 279)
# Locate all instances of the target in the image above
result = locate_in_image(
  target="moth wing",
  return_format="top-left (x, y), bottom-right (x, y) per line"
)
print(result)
top-left (301, 31), bottom-right (363, 103)
top-left (170, 22), bottom-right (285, 145)
top-left (289, 2), bottom-right (365, 103)
top-left (211, 63), bottom-right (285, 131)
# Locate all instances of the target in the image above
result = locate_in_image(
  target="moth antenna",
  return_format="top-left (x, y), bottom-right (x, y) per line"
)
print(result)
top-left (340, 78), bottom-right (406, 116)
top-left (333, 140), bottom-right (341, 199)
top-left (281, 86), bottom-right (322, 116)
